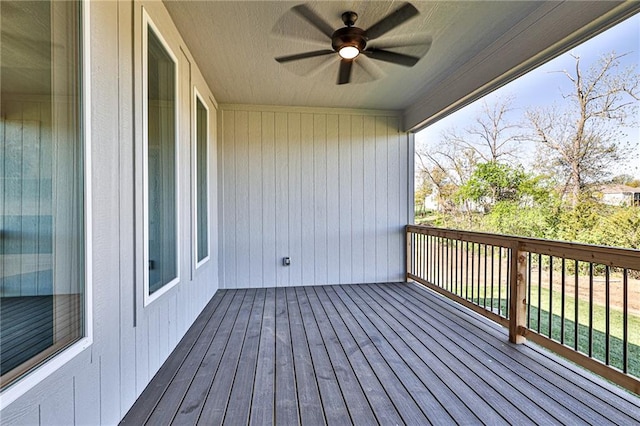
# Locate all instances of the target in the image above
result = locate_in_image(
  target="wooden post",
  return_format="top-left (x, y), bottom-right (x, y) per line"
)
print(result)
top-left (509, 244), bottom-right (527, 344)
top-left (406, 226), bottom-right (413, 282)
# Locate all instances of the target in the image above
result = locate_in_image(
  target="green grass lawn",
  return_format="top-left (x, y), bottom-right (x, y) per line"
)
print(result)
top-left (468, 284), bottom-right (640, 378)
top-left (527, 305), bottom-right (640, 376)
top-left (527, 285), bottom-right (640, 346)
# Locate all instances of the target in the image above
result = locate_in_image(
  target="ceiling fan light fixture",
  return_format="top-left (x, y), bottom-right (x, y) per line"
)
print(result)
top-left (339, 45), bottom-right (360, 60)
top-left (275, 3), bottom-right (425, 84)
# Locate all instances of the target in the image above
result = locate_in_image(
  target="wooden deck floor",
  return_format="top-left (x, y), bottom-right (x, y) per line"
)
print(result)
top-left (121, 283), bottom-right (640, 425)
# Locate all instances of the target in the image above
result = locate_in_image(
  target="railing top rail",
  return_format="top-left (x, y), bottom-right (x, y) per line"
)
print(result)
top-left (406, 224), bottom-right (640, 270)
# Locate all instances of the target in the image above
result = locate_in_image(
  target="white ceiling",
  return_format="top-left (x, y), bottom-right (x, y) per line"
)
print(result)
top-left (164, 1), bottom-right (639, 131)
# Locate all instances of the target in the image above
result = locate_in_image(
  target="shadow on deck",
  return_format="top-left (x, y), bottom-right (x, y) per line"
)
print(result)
top-left (121, 283), bottom-right (640, 425)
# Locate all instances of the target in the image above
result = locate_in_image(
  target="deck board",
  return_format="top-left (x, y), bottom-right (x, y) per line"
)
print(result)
top-left (197, 289), bottom-right (256, 424)
top-left (122, 283), bottom-right (640, 425)
top-left (170, 289), bottom-right (247, 424)
top-left (225, 288), bottom-right (265, 424)
top-left (313, 286), bottom-right (405, 425)
top-left (286, 287), bottom-right (325, 426)
top-left (322, 285), bottom-right (430, 424)
top-left (274, 287), bottom-right (300, 425)
top-left (248, 287), bottom-right (276, 425)
top-left (293, 287), bottom-right (349, 425)
top-left (303, 286), bottom-right (379, 424)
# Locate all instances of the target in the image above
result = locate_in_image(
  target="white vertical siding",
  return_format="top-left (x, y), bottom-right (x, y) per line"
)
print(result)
top-left (1, 0), bottom-right (220, 423)
top-left (219, 105), bottom-right (409, 289)
top-left (287, 113), bottom-right (303, 286)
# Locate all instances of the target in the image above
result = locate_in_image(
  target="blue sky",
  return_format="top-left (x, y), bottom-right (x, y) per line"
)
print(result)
top-left (416, 13), bottom-right (640, 178)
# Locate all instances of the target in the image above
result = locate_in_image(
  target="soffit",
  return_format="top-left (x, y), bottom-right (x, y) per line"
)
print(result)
top-left (163, 1), bottom-right (637, 131)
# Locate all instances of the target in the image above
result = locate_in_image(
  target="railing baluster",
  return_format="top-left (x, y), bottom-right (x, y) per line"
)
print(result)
top-left (506, 249), bottom-right (511, 318)
top-left (484, 244), bottom-right (488, 310)
top-left (436, 237), bottom-right (443, 287)
top-left (549, 256), bottom-right (553, 339)
top-left (477, 243), bottom-right (482, 306)
top-left (436, 236), bottom-right (440, 287)
top-left (561, 258), bottom-right (566, 345)
top-left (623, 268), bottom-right (628, 374)
top-left (433, 236), bottom-right (436, 285)
top-left (420, 233), bottom-right (424, 279)
top-left (605, 265), bottom-right (610, 366)
top-left (420, 233), bottom-right (423, 280)
top-left (491, 245), bottom-right (495, 312)
top-left (527, 252), bottom-right (532, 329)
top-left (445, 237), bottom-right (450, 292)
top-left (454, 239), bottom-right (459, 295)
top-left (471, 242), bottom-right (475, 303)
top-left (537, 253), bottom-right (542, 334)
top-left (465, 241), bottom-right (470, 300)
top-left (412, 233), bottom-right (416, 277)
top-left (574, 260), bottom-right (579, 351)
top-left (440, 237), bottom-right (444, 287)
top-left (498, 247), bottom-right (502, 315)
top-left (449, 238), bottom-right (454, 293)
top-left (589, 262), bottom-right (593, 358)
top-left (428, 234), bottom-right (432, 283)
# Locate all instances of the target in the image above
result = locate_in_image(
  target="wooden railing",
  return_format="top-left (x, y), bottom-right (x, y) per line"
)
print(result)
top-left (406, 224), bottom-right (640, 395)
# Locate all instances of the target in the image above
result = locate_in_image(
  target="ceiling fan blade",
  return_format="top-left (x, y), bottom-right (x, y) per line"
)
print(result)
top-left (362, 49), bottom-right (420, 67)
top-left (275, 49), bottom-right (335, 63)
top-left (337, 59), bottom-right (353, 85)
top-left (292, 4), bottom-right (335, 39)
top-left (365, 3), bottom-right (419, 40)
top-left (367, 35), bottom-right (432, 51)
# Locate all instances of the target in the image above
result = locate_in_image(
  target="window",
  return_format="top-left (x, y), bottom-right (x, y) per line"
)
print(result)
top-left (1, 0), bottom-right (86, 389)
top-left (144, 15), bottom-right (179, 302)
top-left (194, 92), bottom-right (209, 267)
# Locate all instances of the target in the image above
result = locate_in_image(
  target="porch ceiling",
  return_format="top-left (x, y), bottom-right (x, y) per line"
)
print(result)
top-left (164, 1), bottom-right (637, 130)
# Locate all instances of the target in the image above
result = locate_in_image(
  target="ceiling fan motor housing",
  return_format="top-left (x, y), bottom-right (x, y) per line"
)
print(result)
top-left (331, 26), bottom-right (367, 54)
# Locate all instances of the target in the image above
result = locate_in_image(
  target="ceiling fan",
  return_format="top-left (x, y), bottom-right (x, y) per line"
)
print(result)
top-left (275, 3), bottom-right (429, 85)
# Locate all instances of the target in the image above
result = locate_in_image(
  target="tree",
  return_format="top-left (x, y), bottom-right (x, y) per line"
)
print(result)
top-left (456, 162), bottom-right (542, 212)
top-left (442, 96), bottom-right (524, 163)
top-left (609, 174), bottom-right (640, 187)
top-left (415, 97), bottom-right (523, 214)
top-left (527, 52), bottom-right (639, 206)
top-left (415, 145), bottom-right (479, 213)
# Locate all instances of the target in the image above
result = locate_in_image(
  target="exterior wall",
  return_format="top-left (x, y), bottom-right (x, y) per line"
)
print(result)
top-left (1, 1), bottom-right (219, 423)
top-left (219, 105), bottom-right (411, 289)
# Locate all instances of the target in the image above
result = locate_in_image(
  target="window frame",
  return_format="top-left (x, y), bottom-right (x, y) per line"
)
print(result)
top-left (0, 0), bottom-right (93, 408)
top-left (142, 10), bottom-right (180, 306)
top-left (193, 87), bottom-right (211, 270)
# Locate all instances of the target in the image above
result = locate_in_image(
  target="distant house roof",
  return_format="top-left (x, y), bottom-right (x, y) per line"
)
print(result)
top-left (598, 184), bottom-right (640, 194)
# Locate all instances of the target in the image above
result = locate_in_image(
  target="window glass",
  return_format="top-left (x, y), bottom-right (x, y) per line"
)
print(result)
top-left (147, 26), bottom-right (177, 294)
top-left (1, 0), bottom-right (84, 388)
top-left (195, 96), bottom-right (208, 264)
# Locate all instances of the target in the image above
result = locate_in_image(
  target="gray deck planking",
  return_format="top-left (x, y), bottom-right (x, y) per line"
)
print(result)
top-left (386, 283), bottom-right (639, 424)
top-left (302, 286), bottom-right (379, 424)
top-left (225, 288), bottom-right (266, 424)
top-left (274, 287), bottom-right (300, 425)
top-left (286, 287), bottom-right (325, 425)
top-left (249, 287), bottom-right (276, 425)
top-left (361, 284), bottom-right (577, 424)
top-left (121, 283), bottom-right (640, 426)
top-left (293, 287), bottom-right (349, 425)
